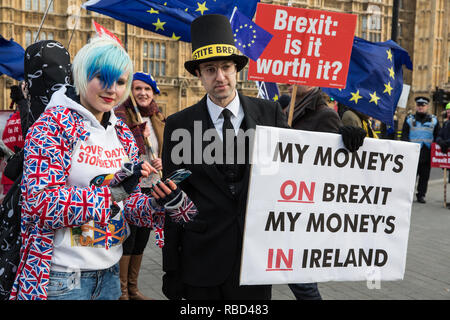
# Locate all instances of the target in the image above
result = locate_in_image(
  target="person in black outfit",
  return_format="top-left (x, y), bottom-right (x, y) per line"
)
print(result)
top-left (161, 14), bottom-right (288, 300)
top-left (161, 15), bottom-right (366, 300)
top-left (401, 96), bottom-right (440, 203)
top-left (436, 102), bottom-right (450, 186)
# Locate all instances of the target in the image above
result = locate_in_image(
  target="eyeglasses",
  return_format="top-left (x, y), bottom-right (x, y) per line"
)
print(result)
top-left (199, 63), bottom-right (236, 78)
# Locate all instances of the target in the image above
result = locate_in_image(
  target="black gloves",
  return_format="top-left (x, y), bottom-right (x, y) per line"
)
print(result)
top-left (10, 85), bottom-right (25, 104)
top-left (339, 126), bottom-right (366, 153)
top-left (151, 180), bottom-right (183, 208)
top-left (118, 162), bottom-right (145, 194)
top-left (4, 149), bottom-right (24, 181)
top-left (109, 161), bottom-right (145, 203)
top-left (162, 272), bottom-right (183, 300)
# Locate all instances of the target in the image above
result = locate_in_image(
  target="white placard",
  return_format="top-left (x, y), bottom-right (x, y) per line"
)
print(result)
top-left (397, 84), bottom-right (411, 109)
top-left (240, 126), bottom-right (420, 285)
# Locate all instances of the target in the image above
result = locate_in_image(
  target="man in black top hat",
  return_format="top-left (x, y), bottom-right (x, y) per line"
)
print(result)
top-left (401, 96), bottom-right (440, 203)
top-left (161, 14), bottom-right (287, 300)
top-left (161, 13), bottom-right (367, 300)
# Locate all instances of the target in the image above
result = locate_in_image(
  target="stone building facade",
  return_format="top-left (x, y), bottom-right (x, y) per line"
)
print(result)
top-left (0, 0), bottom-right (449, 121)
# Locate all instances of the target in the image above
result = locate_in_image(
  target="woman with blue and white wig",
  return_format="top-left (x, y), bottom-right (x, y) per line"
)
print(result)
top-left (10, 35), bottom-right (193, 300)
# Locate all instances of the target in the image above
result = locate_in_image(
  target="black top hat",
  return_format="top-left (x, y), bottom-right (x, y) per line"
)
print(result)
top-left (415, 96), bottom-right (430, 105)
top-left (184, 14), bottom-right (248, 76)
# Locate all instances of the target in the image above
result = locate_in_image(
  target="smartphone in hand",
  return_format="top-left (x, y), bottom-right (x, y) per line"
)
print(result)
top-left (166, 169), bottom-right (192, 184)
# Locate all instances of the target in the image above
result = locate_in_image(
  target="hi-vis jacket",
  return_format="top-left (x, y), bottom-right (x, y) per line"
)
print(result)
top-left (405, 114), bottom-right (438, 149)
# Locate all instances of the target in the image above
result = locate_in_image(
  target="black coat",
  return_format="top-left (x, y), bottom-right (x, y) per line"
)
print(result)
top-left (291, 88), bottom-right (342, 134)
top-left (161, 92), bottom-right (288, 287)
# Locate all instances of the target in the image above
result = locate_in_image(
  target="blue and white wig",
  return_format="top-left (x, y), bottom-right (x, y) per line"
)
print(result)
top-left (72, 35), bottom-right (133, 105)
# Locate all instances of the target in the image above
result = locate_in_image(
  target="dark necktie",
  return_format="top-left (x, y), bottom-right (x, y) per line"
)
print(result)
top-left (222, 108), bottom-right (235, 165)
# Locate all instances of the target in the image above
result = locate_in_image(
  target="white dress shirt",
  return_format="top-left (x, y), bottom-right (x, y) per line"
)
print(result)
top-left (206, 91), bottom-right (245, 141)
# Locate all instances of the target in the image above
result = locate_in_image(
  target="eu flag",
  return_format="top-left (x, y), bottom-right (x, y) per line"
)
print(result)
top-left (0, 36), bottom-right (25, 81)
top-left (256, 81), bottom-right (279, 102)
top-left (82, 0), bottom-right (259, 43)
top-left (230, 8), bottom-right (273, 61)
top-left (322, 37), bottom-right (412, 127)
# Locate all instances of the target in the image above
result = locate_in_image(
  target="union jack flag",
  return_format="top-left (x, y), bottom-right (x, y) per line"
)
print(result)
top-left (166, 196), bottom-right (198, 223)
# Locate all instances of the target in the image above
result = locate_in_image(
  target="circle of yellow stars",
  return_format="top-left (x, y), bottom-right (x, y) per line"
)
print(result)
top-left (234, 24), bottom-right (257, 49)
top-left (146, 2), bottom-right (210, 41)
top-left (348, 48), bottom-right (395, 106)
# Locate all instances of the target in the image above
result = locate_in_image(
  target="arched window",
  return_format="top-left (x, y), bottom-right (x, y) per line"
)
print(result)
top-left (161, 43), bottom-right (166, 59)
top-left (40, 0), bottom-right (46, 12)
top-left (149, 42), bottom-right (154, 58)
top-left (25, 30), bottom-right (32, 47)
top-left (155, 43), bottom-right (160, 59)
top-left (143, 42), bottom-right (148, 58)
top-left (143, 41), bottom-right (166, 76)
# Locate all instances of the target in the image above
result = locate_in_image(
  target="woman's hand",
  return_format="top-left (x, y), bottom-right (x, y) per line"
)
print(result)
top-left (140, 160), bottom-right (157, 178)
top-left (142, 122), bottom-right (150, 138)
top-left (150, 180), bottom-right (183, 208)
top-left (150, 158), bottom-right (163, 171)
top-left (109, 161), bottom-right (157, 203)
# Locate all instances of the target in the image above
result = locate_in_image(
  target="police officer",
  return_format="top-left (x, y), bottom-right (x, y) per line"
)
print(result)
top-left (401, 96), bottom-right (440, 203)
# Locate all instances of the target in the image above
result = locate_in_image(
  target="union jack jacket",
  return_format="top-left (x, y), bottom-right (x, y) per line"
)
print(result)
top-left (9, 105), bottom-right (193, 300)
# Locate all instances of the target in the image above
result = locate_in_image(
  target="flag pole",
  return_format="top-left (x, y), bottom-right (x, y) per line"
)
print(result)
top-left (124, 23), bottom-right (128, 52)
top-left (286, 0), bottom-right (296, 127)
top-left (129, 95), bottom-right (163, 178)
top-left (444, 168), bottom-right (447, 208)
top-left (120, 24), bottom-right (161, 177)
top-left (67, 11), bottom-right (81, 48)
top-left (34, 0), bottom-right (54, 42)
top-left (287, 85), bottom-right (297, 126)
top-left (229, 6), bottom-right (237, 22)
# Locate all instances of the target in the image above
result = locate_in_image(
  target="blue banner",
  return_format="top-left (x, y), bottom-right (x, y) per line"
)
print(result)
top-left (322, 37), bottom-right (412, 127)
top-left (82, 0), bottom-right (259, 42)
top-left (0, 36), bottom-right (25, 81)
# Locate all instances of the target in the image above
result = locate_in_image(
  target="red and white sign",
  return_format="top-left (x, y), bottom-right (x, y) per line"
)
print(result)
top-left (431, 142), bottom-right (450, 169)
top-left (248, 4), bottom-right (357, 88)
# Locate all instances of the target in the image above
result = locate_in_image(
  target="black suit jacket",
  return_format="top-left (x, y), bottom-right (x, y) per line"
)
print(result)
top-left (162, 92), bottom-right (288, 287)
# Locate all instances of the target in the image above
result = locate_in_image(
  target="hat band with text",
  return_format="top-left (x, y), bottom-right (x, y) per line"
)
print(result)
top-left (192, 44), bottom-right (237, 61)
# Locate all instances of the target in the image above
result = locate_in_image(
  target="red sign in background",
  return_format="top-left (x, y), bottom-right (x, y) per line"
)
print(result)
top-left (248, 4), bottom-right (357, 88)
top-left (431, 142), bottom-right (450, 169)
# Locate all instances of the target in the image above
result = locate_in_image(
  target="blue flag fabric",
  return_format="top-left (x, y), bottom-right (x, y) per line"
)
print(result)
top-left (0, 36), bottom-right (25, 81)
top-left (256, 81), bottom-right (279, 102)
top-left (230, 9), bottom-right (273, 61)
top-left (322, 37), bottom-right (412, 127)
top-left (82, 0), bottom-right (259, 43)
